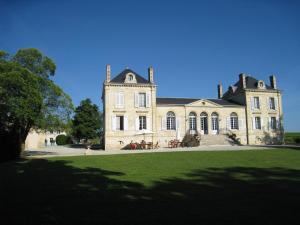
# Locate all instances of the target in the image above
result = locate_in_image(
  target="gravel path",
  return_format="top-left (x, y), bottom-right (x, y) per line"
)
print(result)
top-left (23, 145), bottom-right (290, 158)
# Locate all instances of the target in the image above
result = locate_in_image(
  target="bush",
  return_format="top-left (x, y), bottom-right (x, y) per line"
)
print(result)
top-left (182, 134), bottom-right (200, 147)
top-left (56, 134), bottom-right (71, 145)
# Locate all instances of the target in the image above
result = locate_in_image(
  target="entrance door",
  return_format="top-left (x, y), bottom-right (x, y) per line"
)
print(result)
top-left (200, 112), bottom-right (208, 135)
top-left (211, 112), bottom-right (219, 135)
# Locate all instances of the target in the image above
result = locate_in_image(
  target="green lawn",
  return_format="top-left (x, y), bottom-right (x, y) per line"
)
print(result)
top-left (1, 149), bottom-right (300, 225)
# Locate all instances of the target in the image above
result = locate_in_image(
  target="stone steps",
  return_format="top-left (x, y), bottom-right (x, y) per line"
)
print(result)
top-left (200, 134), bottom-right (236, 146)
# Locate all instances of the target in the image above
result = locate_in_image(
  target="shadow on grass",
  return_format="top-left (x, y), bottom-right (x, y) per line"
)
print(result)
top-left (0, 159), bottom-right (299, 225)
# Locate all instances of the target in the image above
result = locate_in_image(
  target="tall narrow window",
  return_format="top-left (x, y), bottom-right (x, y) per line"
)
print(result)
top-left (189, 112), bottom-right (197, 134)
top-left (211, 112), bottom-right (219, 133)
top-left (166, 112), bottom-right (176, 130)
top-left (139, 116), bottom-right (146, 130)
top-left (139, 93), bottom-right (146, 107)
top-left (254, 97), bottom-right (260, 109)
top-left (270, 117), bottom-right (277, 130)
top-left (255, 117), bottom-right (261, 130)
top-left (200, 112), bottom-right (208, 134)
top-left (269, 97), bottom-right (276, 110)
top-left (116, 116), bottom-right (124, 130)
top-left (230, 113), bottom-right (239, 130)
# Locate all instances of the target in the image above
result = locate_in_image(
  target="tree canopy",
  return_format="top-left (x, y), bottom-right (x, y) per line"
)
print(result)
top-left (0, 48), bottom-right (73, 161)
top-left (72, 99), bottom-right (102, 142)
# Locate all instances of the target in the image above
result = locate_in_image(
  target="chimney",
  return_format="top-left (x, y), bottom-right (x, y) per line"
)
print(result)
top-left (106, 64), bottom-right (111, 82)
top-left (148, 66), bottom-right (154, 83)
top-left (217, 83), bottom-right (223, 99)
top-left (239, 73), bottom-right (247, 89)
top-left (270, 75), bottom-right (277, 89)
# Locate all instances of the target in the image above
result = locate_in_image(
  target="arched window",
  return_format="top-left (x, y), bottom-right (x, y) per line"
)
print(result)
top-left (189, 112), bottom-right (197, 134)
top-left (230, 112), bottom-right (239, 130)
top-left (166, 111), bottom-right (176, 130)
top-left (211, 112), bottom-right (219, 133)
top-left (200, 112), bottom-right (208, 134)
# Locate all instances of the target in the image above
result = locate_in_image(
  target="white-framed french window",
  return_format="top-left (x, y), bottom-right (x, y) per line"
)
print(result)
top-left (138, 93), bottom-right (146, 107)
top-left (115, 92), bottom-right (124, 108)
top-left (253, 97), bottom-right (260, 109)
top-left (189, 112), bottom-right (197, 134)
top-left (254, 117), bottom-right (261, 130)
top-left (166, 111), bottom-right (176, 130)
top-left (230, 112), bottom-right (239, 130)
top-left (270, 117), bottom-right (277, 130)
top-left (269, 97), bottom-right (276, 110)
top-left (139, 116), bottom-right (147, 130)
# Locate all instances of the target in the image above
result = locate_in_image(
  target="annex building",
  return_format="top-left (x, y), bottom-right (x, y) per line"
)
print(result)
top-left (102, 65), bottom-right (283, 150)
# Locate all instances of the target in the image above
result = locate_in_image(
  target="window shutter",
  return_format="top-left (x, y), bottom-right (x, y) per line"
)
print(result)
top-left (176, 117), bottom-right (180, 130)
top-left (112, 115), bottom-right (116, 131)
top-left (120, 92), bottom-right (124, 108)
top-left (146, 117), bottom-right (151, 131)
top-left (267, 97), bottom-right (270, 110)
top-left (135, 117), bottom-right (139, 131)
top-left (250, 97), bottom-right (254, 110)
top-left (275, 97), bottom-right (278, 110)
top-left (261, 117), bottom-right (264, 130)
top-left (252, 117), bottom-right (255, 130)
top-left (146, 92), bottom-right (151, 108)
top-left (276, 116), bottom-right (280, 130)
top-left (238, 119), bottom-right (243, 130)
top-left (268, 117), bottom-right (271, 130)
top-left (226, 117), bottom-right (231, 130)
top-left (124, 116), bottom-right (128, 131)
top-left (134, 92), bottom-right (139, 108)
top-left (161, 117), bottom-right (166, 130)
top-left (115, 93), bottom-right (119, 108)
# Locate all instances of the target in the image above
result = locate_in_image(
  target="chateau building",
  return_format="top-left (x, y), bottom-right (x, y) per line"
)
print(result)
top-left (102, 65), bottom-right (283, 150)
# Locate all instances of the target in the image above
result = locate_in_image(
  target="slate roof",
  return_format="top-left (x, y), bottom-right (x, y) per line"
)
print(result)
top-left (110, 69), bottom-right (150, 84)
top-left (156, 97), bottom-right (242, 106)
top-left (233, 76), bottom-right (272, 90)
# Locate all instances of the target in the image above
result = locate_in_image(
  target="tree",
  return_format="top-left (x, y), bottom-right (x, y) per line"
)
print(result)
top-left (72, 99), bottom-right (102, 142)
top-left (0, 49), bottom-right (73, 161)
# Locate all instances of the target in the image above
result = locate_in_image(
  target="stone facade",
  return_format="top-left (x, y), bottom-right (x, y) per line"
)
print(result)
top-left (102, 66), bottom-right (283, 150)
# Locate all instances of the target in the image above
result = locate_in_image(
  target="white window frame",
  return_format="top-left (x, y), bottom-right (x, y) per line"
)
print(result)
top-left (255, 117), bottom-right (261, 130)
top-left (254, 97), bottom-right (260, 109)
top-left (269, 97), bottom-right (276, 110)
top-left (139, 116), bottom-right (147, 130)
top-left (270, 117), bottom-right (277, 130)
top-left (138, 93), bottom-right (146, 108)
top-left (189, 113), bottom-right (197, 131)
top-left (230, 113), bottom-right (239, 130)
top-left (166, 112), bottom-right (176, 130)
top-left (116, 115), bottom-right (124, 131)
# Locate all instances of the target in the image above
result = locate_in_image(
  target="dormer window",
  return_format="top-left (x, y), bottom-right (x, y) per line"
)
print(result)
top-left (125, 73), bottom-right (137, 83)
top-left (257, 80), bottom-right (265, 89)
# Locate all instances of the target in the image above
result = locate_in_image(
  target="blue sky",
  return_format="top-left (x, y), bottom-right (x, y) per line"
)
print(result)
top-left (1, 0), bottom-right (300, 131)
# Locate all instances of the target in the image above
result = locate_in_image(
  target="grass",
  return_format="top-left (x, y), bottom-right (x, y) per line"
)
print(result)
top-left (1, 149), bottom-right (300, 225)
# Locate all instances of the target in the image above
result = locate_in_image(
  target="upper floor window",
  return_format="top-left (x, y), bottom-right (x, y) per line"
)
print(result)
top-left (254, 97), bottom-right (260, 109)
top-left (128, 74), bottom-right (133, 81)
top-left (139, 116), bottom-right (146, 130)
top-left (166, 111), bottom-right (176, 130)
top-left (139, 93), bottom-right (146, 107)
top-left (230, 112), bottom-right (239, 130)
top-left (269, 97), bottom-right (276, 110)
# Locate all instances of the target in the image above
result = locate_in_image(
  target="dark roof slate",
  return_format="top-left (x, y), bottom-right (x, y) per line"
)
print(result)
top-left (110, 69), bottom-right (150, 84)
top-left (156, 97), bottom-right (242, 106)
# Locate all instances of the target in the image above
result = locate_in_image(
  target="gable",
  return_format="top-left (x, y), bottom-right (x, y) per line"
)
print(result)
top-left (187, 99), bottom-right (220, 107)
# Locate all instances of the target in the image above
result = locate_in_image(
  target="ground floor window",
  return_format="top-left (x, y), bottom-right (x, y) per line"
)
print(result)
top-left (139, 116), bottom-right (146, 130)
top-left (230, 113), bottom-right (239, 130)
top-left (167, 112), bottom-right (176, 130)
top-left (270, 117), bottom-right (277, 130)
top-left (211, 113), bottom-right (219, 131)
top-left (255, 117), bottom-right (261, 130)
top-left (116, 116), bottom-right (124, 130)
top-left (189, 112), bottom-right (197, 131)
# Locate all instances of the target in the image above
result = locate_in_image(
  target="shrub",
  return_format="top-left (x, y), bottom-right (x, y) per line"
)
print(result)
top-left (294, 137), bottom-right (300, 144)
top-left (182, 134), bottom-right (200, 147)
top-left (56, 134), bottom-right (71, 145)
